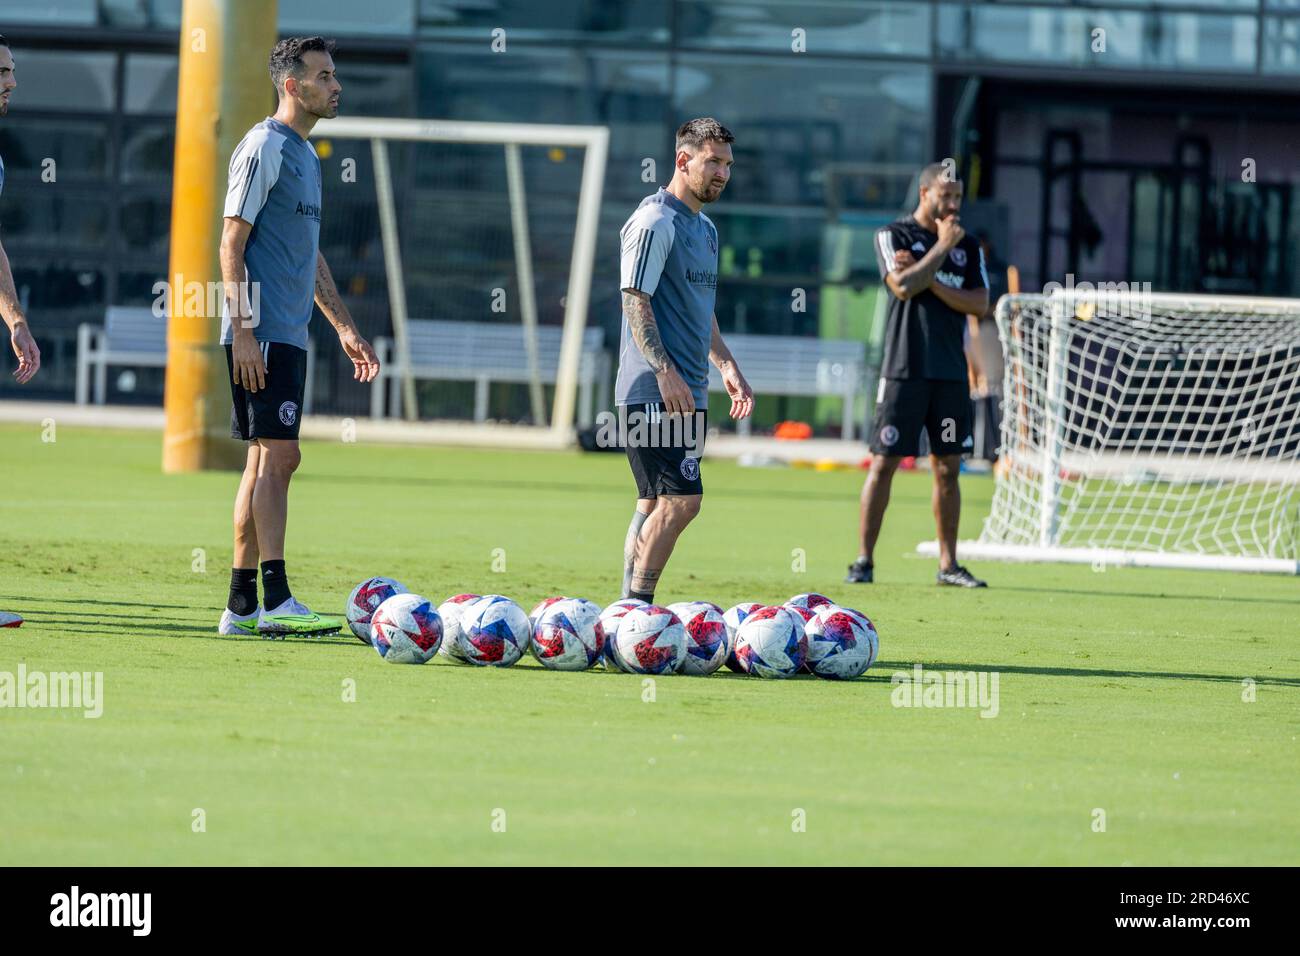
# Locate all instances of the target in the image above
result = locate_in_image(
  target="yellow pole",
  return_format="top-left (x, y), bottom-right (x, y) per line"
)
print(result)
top-left (163, 0), bottom-right (278, 472)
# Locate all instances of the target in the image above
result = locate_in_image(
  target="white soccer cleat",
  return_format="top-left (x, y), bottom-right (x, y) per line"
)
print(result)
top-left (218, 607), bottom-right (261, 636)
top-left (258, 597), bottom-right (342, 638)
top-left (0, 611), bottom-right (23, 628)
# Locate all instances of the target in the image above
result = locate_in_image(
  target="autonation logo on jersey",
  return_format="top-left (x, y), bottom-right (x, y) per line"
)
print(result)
top-left (49, 887), bottom-right (151, 936)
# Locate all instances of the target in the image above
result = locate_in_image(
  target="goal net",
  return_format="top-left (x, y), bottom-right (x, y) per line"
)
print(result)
top-left (919, 289), bottom-right (1300, 574)
top-left (308, 117), bottom-right (609, 438)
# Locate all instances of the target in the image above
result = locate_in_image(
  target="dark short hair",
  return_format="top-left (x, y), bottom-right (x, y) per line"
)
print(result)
top-left (269, 36), bottom-right (336, 95)
top-left (920, 161), bottom-right (960, 188)
top-left (0, 34), bottom-right (10, 51)
top-left (676, 117), bottom-right (735, 154)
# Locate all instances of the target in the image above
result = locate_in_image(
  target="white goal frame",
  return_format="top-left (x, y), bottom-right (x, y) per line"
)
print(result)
top-left (917, 289), bottom-right (1300, 575)
top-left (310, 117), bottom-right (610, 438)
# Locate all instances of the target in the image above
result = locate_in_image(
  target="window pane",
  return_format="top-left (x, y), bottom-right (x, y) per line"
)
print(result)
top-left (125, 54), bottom-right (178, 115)
top-left (0, 190), bottom-right (111, 250)
top-left (937, 5), bottom-right (1258, 73)
top-left (1, 0), bottom-right (96, 26)
top-left (0, 119), bottom-right (110, 179)
top-left (1263, 17), bottom-right (1300, 72)
top-left (334, 61), bottom-right (415, 117)
top-left (672, 54), bottom-right (929, 207)
top-left (121, 122), bottom-right (176, 183)
top-left (677, 0), bottom-right (929, 56)
top-left (5, 50), bottom-right (117, 112)
top-left (418, 43), bottom-right (670, 202)
top-left (280, 0), bottom-right (415, 36)
top-left (418, 0), bottom-right (670, 43)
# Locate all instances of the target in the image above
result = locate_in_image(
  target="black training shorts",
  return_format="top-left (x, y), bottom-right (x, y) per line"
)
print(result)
top-left (620, 401), bottom-right (707, 498)
top-left (225, 341), bottom-right (307, 442)
top-left (869, 378), bottom-right (973, 458)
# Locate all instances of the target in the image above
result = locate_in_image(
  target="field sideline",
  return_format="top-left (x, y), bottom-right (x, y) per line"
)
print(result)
top-left (1, 423), bottom-right (1296, 865)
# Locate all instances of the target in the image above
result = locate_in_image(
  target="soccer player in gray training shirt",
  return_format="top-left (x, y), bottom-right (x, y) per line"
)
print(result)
top-left (217, 37), bottom-right (381, 639)
top-left (615, 118), bottom-right (753, 606)
top-left (0, 34), bottom-right (40, 631)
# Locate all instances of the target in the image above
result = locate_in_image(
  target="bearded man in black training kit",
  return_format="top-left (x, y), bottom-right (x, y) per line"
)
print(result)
top-left (848, 162), bottom-right (990, 588)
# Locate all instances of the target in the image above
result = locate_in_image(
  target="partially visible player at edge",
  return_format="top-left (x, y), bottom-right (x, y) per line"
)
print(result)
top-left (0, 34), bottom-right (38, 629)
top-left (616, 118), bottom-right (753, 605)
top-left (218, 37), bottom-right (380, 637)
top-left (847, 162), bottom-right (989, 588)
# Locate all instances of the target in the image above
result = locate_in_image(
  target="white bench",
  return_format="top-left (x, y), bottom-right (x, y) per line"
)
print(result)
top-left (77, 306), bottom-right (314, 410)
top-left (371, 319), bottom-right (610, 425)
top-left (707, 333), bottom-right (867, 439)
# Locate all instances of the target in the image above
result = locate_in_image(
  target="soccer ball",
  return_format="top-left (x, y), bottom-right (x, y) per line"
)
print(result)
top-left (722, 602), bottom-right (763, 673)
top-left (786, 592), bottom-right (835, 613)
top-left (613, 604), bottom-right (686, 675)
top-left (528, 595), bottom-right (569, 632)
top-left (370, 593), bottom-right (442, 665)
top-left (598, 598), bottom-right (646, 672)
top-left (345, 576), bottom-right (407, 644)
top-left (734, 605), bottom-right (808, 679)
top-left (532, 597), bottom-right (605, 671)
top-left (669, 601), bottom-right (729, 676)
top-left (457, 594), bottom-right (530, 666)
top-left (781, 603), bottom-right (818, 674)
top-left (805, 605), bottom-right (879, 680)
top-left (436, 593), bottom-right (481, 663)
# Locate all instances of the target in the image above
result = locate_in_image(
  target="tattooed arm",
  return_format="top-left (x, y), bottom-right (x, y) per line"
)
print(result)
top-left (316, 252), bottom-right (380, 383)
top-left (0, 235), bottom-right (38, 384)
top-left (624, 288), bottom-right (694, 414)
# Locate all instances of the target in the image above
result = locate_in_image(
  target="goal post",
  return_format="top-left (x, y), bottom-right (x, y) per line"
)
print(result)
top-left (309, 117), bottom-right (609, 436)
top-left (918, 289), bottom-right (1300, 574)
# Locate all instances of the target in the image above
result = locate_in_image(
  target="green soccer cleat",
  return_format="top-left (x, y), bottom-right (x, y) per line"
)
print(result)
top-left (218, 607), bottom-right (261, 636)
top-left (258, 598), bottom-right (342, 638)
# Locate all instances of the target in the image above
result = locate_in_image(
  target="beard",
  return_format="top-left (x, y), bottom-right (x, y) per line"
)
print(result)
top-left (690, 179), bottom-right (724, 205)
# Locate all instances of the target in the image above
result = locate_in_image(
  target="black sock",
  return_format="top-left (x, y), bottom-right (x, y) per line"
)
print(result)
top-left (629, 588), bottom-right (655, 605)
top-left (260, 560), bottom-right (291, 609)
top-left (227, 568), bottom-right (259, 616)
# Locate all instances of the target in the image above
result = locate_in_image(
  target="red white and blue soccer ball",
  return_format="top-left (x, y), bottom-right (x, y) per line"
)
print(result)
top-left (722, 602), bottom-right (763, 673)
top-left (346, 576), bottom-right (408, 644)
top-left (786, 592), bottom-right (835, 614)
top-left (613, 604), bottom-right (687, 675)
top-left (805, 605), bottom-right (879, 680)
top-left (669, 601), bottom-right (729, 676)
top-left (529, 596), bottom-right (569, 632)
top-left (370, 593), bottom-right (443, 665)
top-left (734, 605), bottom-right (808, 679)
top-left (598, 598), bottom-right (646, 671)
top-left (436, 593), bottom-right (481, 663)
top-left (531, 597), bottom-right (605, 671)
top-left (457, 594), bottom-right (531, 667)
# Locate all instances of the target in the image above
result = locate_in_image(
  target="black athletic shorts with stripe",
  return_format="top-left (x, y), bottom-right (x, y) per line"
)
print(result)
top-left (620, 402), bottom-right (707, 498)
top-left (869, 378), bottom-right (973, 458)
top-left (224, 341), bottom-right (307, 441)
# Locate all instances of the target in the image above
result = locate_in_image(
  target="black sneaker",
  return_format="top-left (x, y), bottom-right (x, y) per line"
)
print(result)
top-left (937, 564), bottom-right (987, 588)
top-left (845, 558), bottom-right (874, 583)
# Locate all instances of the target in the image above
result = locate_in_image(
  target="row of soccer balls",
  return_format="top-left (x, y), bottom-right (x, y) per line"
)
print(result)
top-left (346, 578), bottom-right (880, 680)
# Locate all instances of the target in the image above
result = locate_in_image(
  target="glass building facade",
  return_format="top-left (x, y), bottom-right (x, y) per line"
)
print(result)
top-left (2, 1), bottom-right (1298, 421)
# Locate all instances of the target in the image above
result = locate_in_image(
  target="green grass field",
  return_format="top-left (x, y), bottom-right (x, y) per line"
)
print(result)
top-left (1, 422), bottom-right (1297, 865)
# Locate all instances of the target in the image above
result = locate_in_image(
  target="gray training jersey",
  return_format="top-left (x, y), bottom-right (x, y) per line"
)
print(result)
top-left (219, 117), bottom-right (322, 351)
top-left (615, 188), bottom-right (719, 407)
